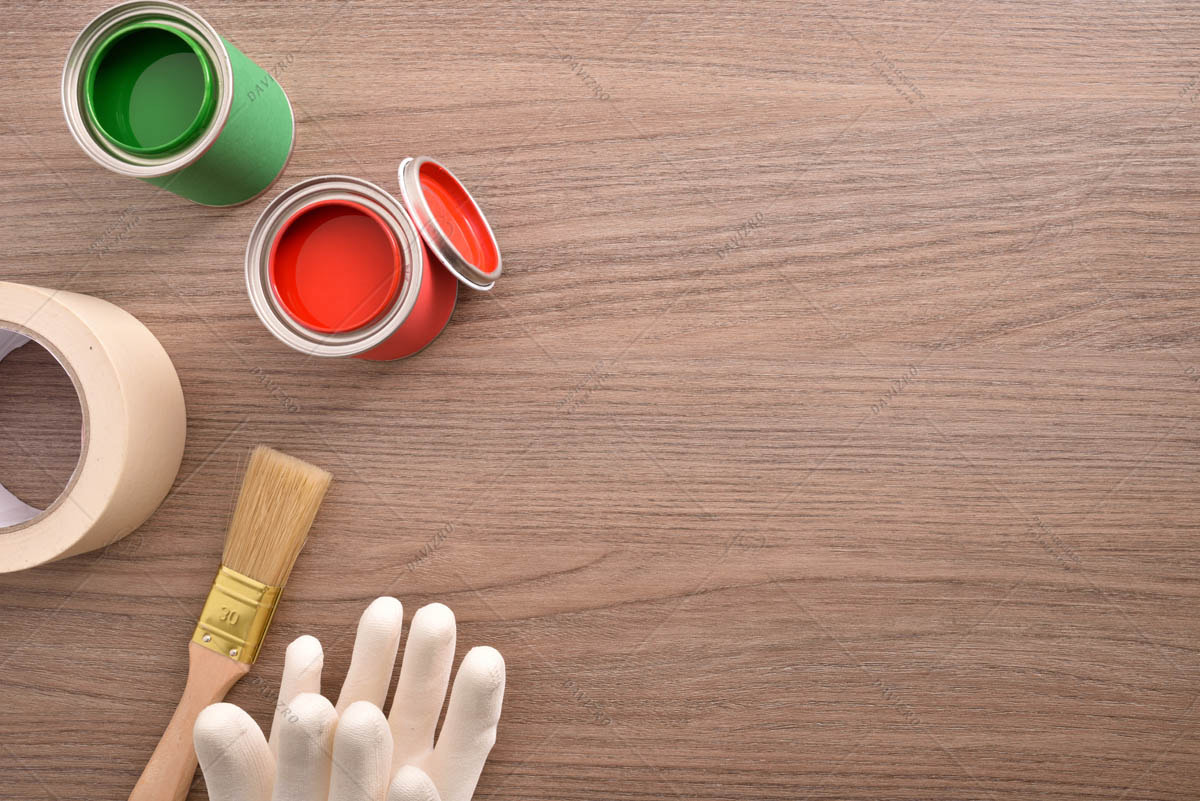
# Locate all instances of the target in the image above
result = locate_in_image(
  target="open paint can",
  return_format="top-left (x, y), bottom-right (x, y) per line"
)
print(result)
top-left (245, 159), bottom-right (502, 360)
top-left (62, 1), bottom-right (294, 206)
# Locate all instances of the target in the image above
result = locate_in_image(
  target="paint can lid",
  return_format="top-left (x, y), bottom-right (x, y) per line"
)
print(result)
top-left (397, 157), bottom-right (502, 291)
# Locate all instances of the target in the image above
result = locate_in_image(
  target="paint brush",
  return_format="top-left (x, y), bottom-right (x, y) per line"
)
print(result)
top-left (129, 446), bottom-right (332, 801)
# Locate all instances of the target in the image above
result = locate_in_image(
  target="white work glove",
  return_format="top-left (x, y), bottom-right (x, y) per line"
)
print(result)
top-left (193, 598), bottom-right (505, 801)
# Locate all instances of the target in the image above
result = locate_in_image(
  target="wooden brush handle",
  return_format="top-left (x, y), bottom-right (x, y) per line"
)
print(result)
top-left (129, 641), bottom-right (251, 801)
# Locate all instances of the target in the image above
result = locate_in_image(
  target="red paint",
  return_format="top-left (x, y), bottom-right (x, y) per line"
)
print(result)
top-left (269, 200), bottom-right (401, 334)
top-left (419, 161), bottom-right (500, 274)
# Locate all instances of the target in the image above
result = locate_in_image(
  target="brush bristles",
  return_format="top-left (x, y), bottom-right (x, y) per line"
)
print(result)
top-left (221, 446), bottom-right (332, 587)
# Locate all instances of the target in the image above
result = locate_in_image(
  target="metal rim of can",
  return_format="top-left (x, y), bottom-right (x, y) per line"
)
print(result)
top-left (61, 0), bottom-right (234, 177)
top-left (245, 175), bottom-right (428, 358)
top-left (398, 157), bottom-right (503, 291)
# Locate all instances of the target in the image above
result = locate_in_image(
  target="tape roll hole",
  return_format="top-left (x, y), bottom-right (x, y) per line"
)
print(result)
top-left (0, 332), bottom-right (83, 527)
top-left (84, 21), bottom-right (216, 156)
top-left (419, 161), bottom-right (500, 275)
top-left (269, 200), bottom-right (403, 334)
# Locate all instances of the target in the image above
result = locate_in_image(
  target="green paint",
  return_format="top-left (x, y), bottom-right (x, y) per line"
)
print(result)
top-left (84, 22), bottom-right (216, 156)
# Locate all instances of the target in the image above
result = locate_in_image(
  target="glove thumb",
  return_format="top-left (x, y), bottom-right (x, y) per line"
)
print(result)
top-left (194, 703), bottom-right (274, 801)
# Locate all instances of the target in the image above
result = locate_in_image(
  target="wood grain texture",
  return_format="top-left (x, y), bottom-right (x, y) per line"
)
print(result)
top-left (1, 1), bottom-right (1198, 799)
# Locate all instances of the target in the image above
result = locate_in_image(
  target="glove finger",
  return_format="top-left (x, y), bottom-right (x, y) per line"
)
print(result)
top-left (337, 597), bottom-right (404, 714)
top-left (388, 603), bottom-right (456, 766)
top-left (195, 703), bottom-right (274, 801)
top-left (272, 692), bottom-right (339, 801)
top-left (328, 701), bottom-right (393, 801)
top-left (429, 646), bottom-right (505, 801)
top-left (386, 766), bottom-right (441, 801)
top-left (271, 634), bottom-right (324, 756)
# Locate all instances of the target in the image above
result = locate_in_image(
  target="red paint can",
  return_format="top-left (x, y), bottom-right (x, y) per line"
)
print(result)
top-left (245, 159), bottom-right (502, 359)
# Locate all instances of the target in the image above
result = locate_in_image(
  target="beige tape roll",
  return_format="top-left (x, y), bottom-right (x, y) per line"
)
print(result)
top-left (0, 282), bottom-right (186, 572)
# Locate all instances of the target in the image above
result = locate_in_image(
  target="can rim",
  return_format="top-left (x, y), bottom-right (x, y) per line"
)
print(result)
top-left (397, 157), bottom-right (502, 291)
top-left (61, 1), bottom-right (234, 177)
top-left (246, 175), bottom-right (426, 358)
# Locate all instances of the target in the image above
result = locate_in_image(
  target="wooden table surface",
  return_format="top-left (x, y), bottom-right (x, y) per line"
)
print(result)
top-left (2, 1), bottom-right (1199, 799)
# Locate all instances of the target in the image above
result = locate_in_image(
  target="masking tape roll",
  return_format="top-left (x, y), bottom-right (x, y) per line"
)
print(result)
top-left (0, 282), bottom-right (186, 572)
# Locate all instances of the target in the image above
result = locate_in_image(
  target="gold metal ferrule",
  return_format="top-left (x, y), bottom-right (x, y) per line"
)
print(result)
top-left (191, 565), bottom-right (282, 664)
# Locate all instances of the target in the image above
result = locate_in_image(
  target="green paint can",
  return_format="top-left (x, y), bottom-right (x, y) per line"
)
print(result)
top-left (62, 1), bottom-right (294, 207)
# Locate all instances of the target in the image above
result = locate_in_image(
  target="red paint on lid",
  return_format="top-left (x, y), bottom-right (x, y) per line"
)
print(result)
top-left (419, 161), bottom-right (500, 275)
top-left (269, 200), bottom-right (402, 334)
